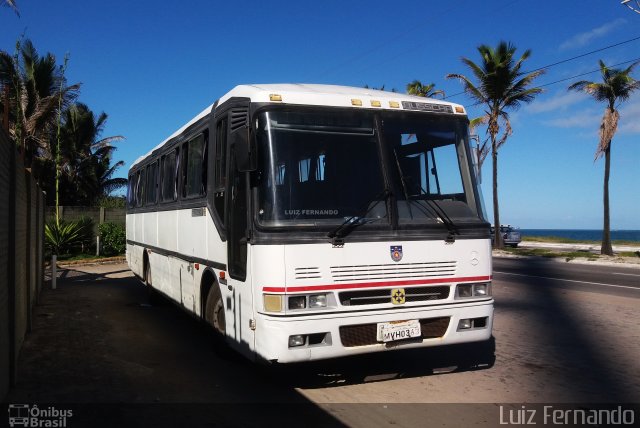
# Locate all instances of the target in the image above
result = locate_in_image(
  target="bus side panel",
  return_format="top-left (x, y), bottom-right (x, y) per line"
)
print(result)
top-left (157, 209), bottom-right (177, 254)
top-left (176, 208), bottom-right (208, 260)
top-left (134, 210), bottom-right (144, 248)
top-left (126, 242), bottom-right (144, 278)
top-left (143, 211), bottom-right (158, 249)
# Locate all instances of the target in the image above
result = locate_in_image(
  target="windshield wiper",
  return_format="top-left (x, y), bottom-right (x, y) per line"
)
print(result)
top-left (327, 188), bottom-right (391, 244)
top-left (392, 148), bottom-right (413, 220)
top-left (392, 160), bottom-right (459, 243)
top-left (389, 143), bottom-right (459, 242)
top-left (424, 198), bottom-right (459, 243)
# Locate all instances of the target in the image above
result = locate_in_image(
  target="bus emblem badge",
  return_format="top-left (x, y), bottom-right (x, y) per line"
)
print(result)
top-left (390, 245), bottom-right (403, 262)
top-left (391, 288), bottom-right (405, 305)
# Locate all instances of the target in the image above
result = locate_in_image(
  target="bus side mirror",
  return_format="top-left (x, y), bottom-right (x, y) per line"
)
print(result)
top-left (231, 124), bottom-right (257, 172)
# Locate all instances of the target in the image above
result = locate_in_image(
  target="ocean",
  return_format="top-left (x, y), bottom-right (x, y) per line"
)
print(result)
top-left (519, 229), bottom-right (640, 242)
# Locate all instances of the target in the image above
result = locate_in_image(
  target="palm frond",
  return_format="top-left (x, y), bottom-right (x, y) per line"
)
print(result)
top-left (3, 0), bottom-right (19, 16)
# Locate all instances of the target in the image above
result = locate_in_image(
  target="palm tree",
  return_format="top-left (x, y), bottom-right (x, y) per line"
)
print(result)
top-left (2, 0), bottom-right (19, 16)
top-left (568, 60), bottom-right (640, 255)
top-left (446, 41), bottom-right (544, 248)
top-left (406, 80), bottom-right (445, 98)
top-left (52, 103), bottom-right (126, 205)
top-left (0, 39), bottom-right (80, 167)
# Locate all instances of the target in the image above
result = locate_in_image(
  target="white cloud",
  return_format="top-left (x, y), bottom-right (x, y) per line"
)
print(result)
top-left (544, 110), bottom-right (602, 128)
top-left (618, 99), bottom-right (640, 134)
top-left (526, 91), bottom-right (587, 114)
top-left (559, 18), bottom-right (627, 51)
top-left (543, 99), bottom-right (640, 135)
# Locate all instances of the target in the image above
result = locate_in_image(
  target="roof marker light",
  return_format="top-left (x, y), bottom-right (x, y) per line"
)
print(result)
top-left (389, 101), bottom-right (400, 108)
top-left (455, 106), bottom-right (465, 114)
top-left (351, 99), bottom-right (363, 106)
top-left (370, 100), bottom-right (381, 107)
top-left (270, 94), bottom-right (283, 102)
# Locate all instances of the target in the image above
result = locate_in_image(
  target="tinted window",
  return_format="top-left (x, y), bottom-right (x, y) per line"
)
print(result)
top-left (135, 169), bottom-right (145, 208)
top-left (185, 134), bottom-right (206, 198)
top-left (145, 161), bottom-right (158, 205)
top-left (214, 119), bottom-right (227, 221)
top-left (160, 150), bottom-right (178, 202)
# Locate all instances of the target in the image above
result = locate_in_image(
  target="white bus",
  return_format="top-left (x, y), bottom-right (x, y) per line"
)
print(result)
top-left (126, 84), bottom-right (493, 363)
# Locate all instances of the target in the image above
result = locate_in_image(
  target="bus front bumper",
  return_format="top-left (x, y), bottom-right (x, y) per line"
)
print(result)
top-left (254, 300), bottom-right (493, 363)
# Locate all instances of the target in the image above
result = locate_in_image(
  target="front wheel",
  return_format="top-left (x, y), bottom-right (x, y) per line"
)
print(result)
top-left (205, 285), bottom-right (226, 336)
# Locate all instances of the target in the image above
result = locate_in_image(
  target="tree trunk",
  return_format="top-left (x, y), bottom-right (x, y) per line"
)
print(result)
top-left (492, 129), bottom-right (503, 249)
top-left (601, 143), bottom-right (613, 255)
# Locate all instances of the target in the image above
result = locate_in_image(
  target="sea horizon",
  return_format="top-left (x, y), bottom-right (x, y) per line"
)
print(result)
top-left (518, 228), bottom-right (640, 242)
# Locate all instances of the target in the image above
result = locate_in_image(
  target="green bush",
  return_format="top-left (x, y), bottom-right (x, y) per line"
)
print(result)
top-left (99, 222), bottom-right (126, 256)
top-left (45, 217), bottom-right (94, 255)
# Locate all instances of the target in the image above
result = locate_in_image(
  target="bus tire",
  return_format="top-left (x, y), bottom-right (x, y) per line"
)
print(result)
top-left (205, 285), bottom-right (226, 336)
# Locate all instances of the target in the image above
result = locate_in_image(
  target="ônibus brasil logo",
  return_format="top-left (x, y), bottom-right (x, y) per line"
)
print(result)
top-left (8, 404), bottom-right (73, 427)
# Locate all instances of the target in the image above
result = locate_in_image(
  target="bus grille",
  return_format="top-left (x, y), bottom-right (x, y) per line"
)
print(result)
top-left (330, 261), bottom-right (456, 282)
top-left (339, 317), bottom-right (450, 347)
top-left (339, 286), bottom-right (450, 306)
top-left (294, 267), bottom-right (322, 280)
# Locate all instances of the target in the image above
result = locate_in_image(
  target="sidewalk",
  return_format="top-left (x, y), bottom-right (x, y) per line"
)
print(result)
top-left (494, 241), bottom-right (640, 268)
top-left (520, 241), bottom-right (640, 253)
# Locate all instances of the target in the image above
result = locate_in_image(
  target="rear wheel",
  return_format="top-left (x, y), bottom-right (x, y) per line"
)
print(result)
top-left (205, 285), bottom-right (226, 336)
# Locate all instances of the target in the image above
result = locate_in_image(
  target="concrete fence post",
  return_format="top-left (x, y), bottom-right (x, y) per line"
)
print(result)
top-left (51, 256), bottom-right (57, 290)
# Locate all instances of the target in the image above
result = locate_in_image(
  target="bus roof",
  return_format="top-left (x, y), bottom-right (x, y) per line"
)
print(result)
top-left (131, 84), bottom-right (466, 170)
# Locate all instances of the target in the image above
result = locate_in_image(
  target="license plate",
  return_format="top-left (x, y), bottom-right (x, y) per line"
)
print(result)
top-left (376, 320), bottom-right (422, 343)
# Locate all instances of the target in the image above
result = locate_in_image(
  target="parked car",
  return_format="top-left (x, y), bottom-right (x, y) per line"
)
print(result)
top-left (490, 224), bottom-right (522, 247)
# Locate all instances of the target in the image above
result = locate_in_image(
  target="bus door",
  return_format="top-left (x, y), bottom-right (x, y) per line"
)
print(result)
top-left (219, 105), bottom-right (256, 354)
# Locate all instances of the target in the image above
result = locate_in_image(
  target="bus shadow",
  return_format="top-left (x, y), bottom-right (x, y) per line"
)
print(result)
top-left (261, 337), bottom-right (495, 389)
top-left (493, 257), bottom-right (635, 402)
top-left (11, 266), bottom-right (348, 428)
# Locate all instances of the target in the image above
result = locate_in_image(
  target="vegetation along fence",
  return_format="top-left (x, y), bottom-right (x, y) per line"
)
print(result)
top-left (0, 128), bottom-right (46, 401)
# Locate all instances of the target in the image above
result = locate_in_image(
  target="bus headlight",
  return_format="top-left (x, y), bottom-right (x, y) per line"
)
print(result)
top-left (456, 283), bottom-right (491, 299)
top-left (309, 294), bottom-right (327, 308)
top-left (457, 284), bottom-right (473, 298)
top-left (474, 283), bottom-right (490, 296)
top-left (288, 296), bottom-right (307, 310)
top-left (263, 294), bottom-right (283, 312)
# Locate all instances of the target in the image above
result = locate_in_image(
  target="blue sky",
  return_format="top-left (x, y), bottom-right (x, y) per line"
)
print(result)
top-left (2, 0), bottom-right (639, 229)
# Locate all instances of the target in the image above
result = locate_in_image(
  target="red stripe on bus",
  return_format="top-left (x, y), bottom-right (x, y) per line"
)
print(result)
top-left (262, 275), bottom-right (492, 293)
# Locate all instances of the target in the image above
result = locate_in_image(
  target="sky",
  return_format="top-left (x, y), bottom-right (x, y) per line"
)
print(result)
top-left (2, 0), bottom-right (639, 229)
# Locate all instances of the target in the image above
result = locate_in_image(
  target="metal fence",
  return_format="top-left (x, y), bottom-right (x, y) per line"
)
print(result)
top-left (0, 128), bottom-right (46, 401)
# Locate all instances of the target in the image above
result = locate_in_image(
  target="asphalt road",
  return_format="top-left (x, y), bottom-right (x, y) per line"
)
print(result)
top-left (4, 258), bottom-right (639, 427)
top-left (493, 257), bottom-right (640, 297)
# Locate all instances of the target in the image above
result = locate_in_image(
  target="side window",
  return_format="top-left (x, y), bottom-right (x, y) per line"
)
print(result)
top-left (145, 161), bottom-right (158, 205)
top-left (184, 134), bottom-right (206, 198)
top-left (135, 169), bottom-right (145, 208)
top-left (160, 150), bottom-right (178, 202)
top-left (214, 119), bottom-right (227, 221)
top-left (127, 175), bottom-right (134, 208)
top-left (180, 143), bottom-right (189, 199)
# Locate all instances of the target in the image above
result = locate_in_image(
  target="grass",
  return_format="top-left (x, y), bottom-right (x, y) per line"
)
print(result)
top-left (504, 247), bottom-right (597, 259)
top-left (619, 251), bottom-right (640, 258)
top-left (521, 235), bottom-right (639, 246)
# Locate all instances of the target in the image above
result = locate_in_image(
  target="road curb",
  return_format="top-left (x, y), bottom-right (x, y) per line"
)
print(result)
top-left (51, 256), bottom-right (127, 269)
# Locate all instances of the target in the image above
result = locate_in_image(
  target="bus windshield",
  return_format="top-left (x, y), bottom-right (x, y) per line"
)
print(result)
top-left (255, 109), bottom-right (480, 228)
